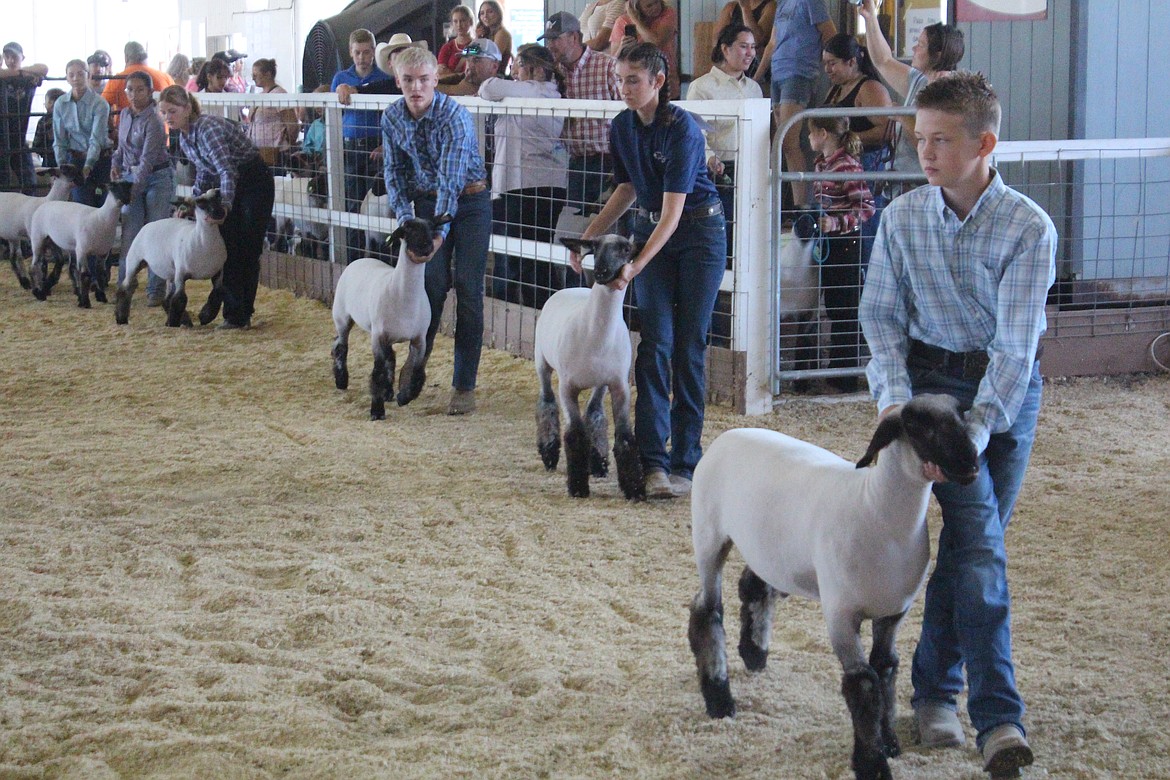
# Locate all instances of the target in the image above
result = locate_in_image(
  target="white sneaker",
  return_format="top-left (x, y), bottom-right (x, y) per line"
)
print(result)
top-left (644, 469), bottom-right (676, 500)
top-left (981, 723), bottom-right (1033, 777)
top-left (915, 702), bottom-right (965, 748)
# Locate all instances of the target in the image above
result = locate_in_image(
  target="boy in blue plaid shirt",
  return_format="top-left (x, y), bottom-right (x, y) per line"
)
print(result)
top-left (860, 72), bottom-right (1056, 778)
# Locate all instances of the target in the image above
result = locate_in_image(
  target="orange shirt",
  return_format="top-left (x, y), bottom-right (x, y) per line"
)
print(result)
top-left (102, 64), bottom-right (176, 116)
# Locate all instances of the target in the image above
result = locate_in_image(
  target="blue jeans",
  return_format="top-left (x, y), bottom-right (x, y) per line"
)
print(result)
top-left (416, 189), bottom-right (492, 392)
top-left (344, 136), bottom-right (381, 262)
top-left (909, 361), bottom-right (1043, 747)
top-left (631, 209), bottom-right (726, 480)
top-left (118, 166), bottom-right (175, 298)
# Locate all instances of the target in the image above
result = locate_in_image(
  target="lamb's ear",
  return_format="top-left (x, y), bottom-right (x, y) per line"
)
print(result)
top-left (560, 237), bottom-right (595, 257)
top-left (856, 411), bottom-right (903, 469)
top-left (431, 213), bottom-right (454, 229)
top-left (630, 239), bottom-right (645, 259)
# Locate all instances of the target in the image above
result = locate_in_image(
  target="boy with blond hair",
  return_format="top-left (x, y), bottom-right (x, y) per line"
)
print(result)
top-left (860, 72), bottom-right (1056, 778)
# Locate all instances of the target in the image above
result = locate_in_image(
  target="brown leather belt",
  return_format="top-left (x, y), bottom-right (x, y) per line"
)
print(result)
top-left (908, 338), bottom-right (1044, 382)
top-left (416, 180), bottom-right (488, 199)
top-left (636, 201), bottom-right (723, 225)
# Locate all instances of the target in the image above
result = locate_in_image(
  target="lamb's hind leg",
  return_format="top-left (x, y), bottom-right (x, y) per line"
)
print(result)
top-left (395, 335), bottom-right (428, 406)
top-left (561, 386), bottom-right (590, 497)
top-left (73, 252), bottom-right (91, 309)
top-left (609, 383), bottom-right (643, 500)
top-left (688, 538), bottom-right (736, 718)
top-left (584, 386), bottom-right (609, 478)
top-left (869, 612), bottom-right (906, 759)
top-left (332, 317), bottom-right (352, 390)
top-left (830, 612), bottom-right (891, 780)
top-left (368, 333), bottom-right (395, 420)
top-left (199, 271), bottom-right (225, 325)
top-left (535, 356), bottom-right (560, 471)
top-left (6, 242), bottom-right (31, 289)
top-left (738, 566), bottom-right (781, 671)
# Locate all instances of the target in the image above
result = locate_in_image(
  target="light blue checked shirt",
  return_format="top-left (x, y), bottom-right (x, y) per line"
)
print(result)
top-left (860, 171), bottom-right (1057, 454)
top-left (381, 91), bottom-right (486, 240)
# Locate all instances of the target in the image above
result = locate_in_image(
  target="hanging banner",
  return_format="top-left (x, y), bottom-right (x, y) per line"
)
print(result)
top-left (956, 0), bottom-right (1047, 21)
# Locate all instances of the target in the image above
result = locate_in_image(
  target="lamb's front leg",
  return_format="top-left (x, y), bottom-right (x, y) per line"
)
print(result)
top-left (368, 334), bottom-right (395, 420)
top-left (688, 538), bottom-right (735, 718)
top-left (114, 260), bottom-right (142, 324)
top-left (869, 612), bottom-right (905, 759)
top-left (7, 248), bottom-right (31, 290)
top-left (199, 272), bottom-right (225, 325)
top-left (395, 335), bottom-right (428, 406)
top-left (830, 612), bottom-right (891, 780)
top-left (73, 253), bottom-right (92, 309)
top-left (560, 385), bottom-right (590, 497)
top-left (166, 277), bottom-right (192, 327)
top-left (609, 383), bottom-right (643, 500)
top-left (584, 385), bottom-right (609, 478)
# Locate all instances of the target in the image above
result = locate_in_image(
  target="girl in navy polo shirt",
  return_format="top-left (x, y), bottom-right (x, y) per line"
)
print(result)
top-left (568, 42), bottom-right (725, 499)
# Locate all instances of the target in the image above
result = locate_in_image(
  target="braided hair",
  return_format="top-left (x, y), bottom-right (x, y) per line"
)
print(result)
top-left (616, 42), bottom-right (672, 125)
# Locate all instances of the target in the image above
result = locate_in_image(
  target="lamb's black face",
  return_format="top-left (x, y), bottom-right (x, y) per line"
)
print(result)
top-left (195, 190), bottom-right (226, 221)
top-left (559, 235), bottom-right (634, 285)
top-left (108, 180), bottom-right (134, 206)
top-left (902, 394), bottom-right (980, 485)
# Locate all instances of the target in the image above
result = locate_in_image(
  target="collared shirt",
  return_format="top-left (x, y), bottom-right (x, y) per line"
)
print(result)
top-left (52, 88), bottom-right (110, 168)
top-left (112, 100), bottom-right (170, 198)
top-left (610, 103), bottom-right (720, 212)
top-left (770, 0), bottom-right (830, 82)
top-left (478, 77), bottom-right (567, 196)
top-left (685, 65), bottom-right (764, 161)
top-left (332, 65), bottom-right (393, 139)
top-left (561, 46), bottom-right (620, 157)
top-left (859, 171), bottom-right (1057, 453)
top-left (180, 113), bottom-right (261, 206)
top-left (380, 91), bottom-right (487, 239)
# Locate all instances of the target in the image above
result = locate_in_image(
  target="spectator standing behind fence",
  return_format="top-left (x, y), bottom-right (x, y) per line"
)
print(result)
top-left (713, 0), bottom-right (775, 77)
top-left (0, 42), bottom-right (47, 194)
top-left (247, 58), bottom-right (299, 170)
top-left (102, 42), bottom-right (175, 120)
top-left (580, 0), bottom-right (625, 52)
top-left (333, 29), bottom-right (393, 262)
top-left (166, 54), bottom-right (190, 87)
top-left (32, 88), bottom-right (64, 169)
top-left (159, 85), bottom-right (276, 330)
top-left (541, 11), bottom-right (620, 288)
top-left (687, 24), bottom-right (761, 263)
top-left (53, 59), bottom-right (112, 285)
top-left (438, 6), bottom-right (476, 80)
top-left (754, 0), bottom-right (834, 208)
top-left (476, 1), bottom-right (513, 75)
top-left (382, 46), bottom-right (491, 416)
top-left (608, 0), bottom-right (679, 99)
top-left (859, 73), bottom-right (1053, 777)
top-left (213, 50), bottom-right (249, 93)
top-left (112, 71), bottom-right (174, 307)
top-left (479, 43), bottom-right (568, 308)
top-left (807, 114), bottom-right (873, 393)
top-left (856, 0), bottom-right (963, 187)
top-left (87, 51), bottom-right (114, 101)
top-left (436, 38), bottom-right (500, 97)
top-left (569, 43), bottom-right (725, 500)
top-left (54, 59), bottom-right (112, 207)
top-left (185, 57), bottom-right (206, 91)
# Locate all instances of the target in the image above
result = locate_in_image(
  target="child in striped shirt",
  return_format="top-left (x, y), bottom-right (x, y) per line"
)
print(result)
top-left (808, 114), bottom-right (875, 392)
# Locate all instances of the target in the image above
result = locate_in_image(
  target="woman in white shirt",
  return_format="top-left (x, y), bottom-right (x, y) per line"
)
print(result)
top-left (478, 44), bottom-right (568, 308)
top-left (686, 24), bottom-right (762, 265)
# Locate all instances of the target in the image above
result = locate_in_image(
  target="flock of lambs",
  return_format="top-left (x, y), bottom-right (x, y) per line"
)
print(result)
top-left (1, 172), bottom-right (984, 780)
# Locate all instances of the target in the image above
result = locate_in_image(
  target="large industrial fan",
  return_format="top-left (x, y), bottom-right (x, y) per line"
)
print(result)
top-left (301, 0), bottom-right (459, 90)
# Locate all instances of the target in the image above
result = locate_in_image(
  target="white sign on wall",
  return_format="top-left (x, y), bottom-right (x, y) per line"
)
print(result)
top-left (901, 4), bottom-right (942, 58)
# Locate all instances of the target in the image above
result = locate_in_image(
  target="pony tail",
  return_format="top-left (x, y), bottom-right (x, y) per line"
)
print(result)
top-left (655, 75), bottom-right (672, 124)
top-left (843, 130), bottom-right (863, 159)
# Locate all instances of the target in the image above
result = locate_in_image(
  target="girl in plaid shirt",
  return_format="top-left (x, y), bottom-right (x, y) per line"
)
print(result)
top-left (808, 114), bottom-right (874, 391)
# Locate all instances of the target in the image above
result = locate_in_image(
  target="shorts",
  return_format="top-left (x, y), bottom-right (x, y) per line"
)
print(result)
top-left (771, 75), bottom-right (817, 106)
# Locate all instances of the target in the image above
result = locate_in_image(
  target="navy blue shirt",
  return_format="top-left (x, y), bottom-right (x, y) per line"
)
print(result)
top-left (610, 104), bottom-right (719, 212)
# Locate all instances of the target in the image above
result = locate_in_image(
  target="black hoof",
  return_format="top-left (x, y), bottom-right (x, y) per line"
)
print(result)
top-left (16, 276), bottom-right (30, 290)
top-left (180, 311), bottom-right (193, 327)
top-left (334, 369), bottom-right (349, 390)
top-left (198, 305), bottom-right (216, 325)
top-left (77, 296), bottom-right (91, 309)
top-left (539, 441), bottom-right (559, 471)
top-left (93, 286), bottom-right (108, 304)
top-left (738, 639), bottom-right (769, 672)
top-left (589, 448), bottom-right (608, 478)
top-left (851, 751), bottom-right (892, 780)
top-left (395, 390), bottom-right (413, 407)
top-left (699, 676), bottom-right (736, 719)
top-left (568, 482), bottom-right (590, 498)
top-left (370, 400), bottom-right (385, 420)
top-left (32, 287), bottom-right (47, 301)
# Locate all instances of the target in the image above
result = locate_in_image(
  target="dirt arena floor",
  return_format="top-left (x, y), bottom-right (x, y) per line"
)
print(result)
top-left (1, 272), bottom-right (1168, 779)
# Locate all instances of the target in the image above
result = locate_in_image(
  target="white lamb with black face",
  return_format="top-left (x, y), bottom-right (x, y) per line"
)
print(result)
top-left (0, 166), bottom-right (78, 290)
top-left (330, 214), bottom-right (452, 421)
top-left (114, 189), bottom-right (229, 328)
top-left (533, 235), bottom-right (644, 501)
top-left (687, 394), bottom-right (980, 780)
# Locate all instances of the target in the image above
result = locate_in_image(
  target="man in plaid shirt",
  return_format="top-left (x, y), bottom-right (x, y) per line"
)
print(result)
top-left (541, 12), bottom-right (621, 242)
